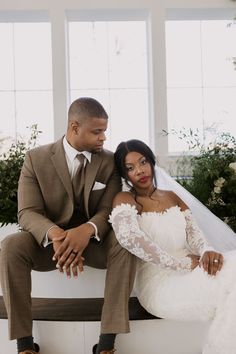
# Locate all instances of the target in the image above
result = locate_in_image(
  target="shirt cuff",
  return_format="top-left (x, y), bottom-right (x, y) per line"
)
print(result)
top-left (87, 221), bottom-right (100, 241)
top-left (42, 225), bottom-right (59, 247)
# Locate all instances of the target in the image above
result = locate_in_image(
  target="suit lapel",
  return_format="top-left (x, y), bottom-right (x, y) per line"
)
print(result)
top-left (84, 153), bottom-right (103, 217)
top-left (50, 139), bottom-right (104, 216)
top-left (50, 138), bottom-right (74, 202)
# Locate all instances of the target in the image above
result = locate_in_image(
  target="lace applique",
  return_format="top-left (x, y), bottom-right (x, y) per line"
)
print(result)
top-left (109, 203), bottom-right (191, 271)
top-left (183, 209), bottom-right (214, 256)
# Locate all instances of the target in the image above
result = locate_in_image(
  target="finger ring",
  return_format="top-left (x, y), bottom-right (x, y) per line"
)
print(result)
top-left (213, 259), bottom-right (219, 263)
top-left (71, 251), bottom-right (77, 255)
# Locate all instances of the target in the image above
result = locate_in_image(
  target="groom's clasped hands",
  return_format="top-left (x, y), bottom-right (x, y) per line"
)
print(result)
top-left (50, 225), bottom-right (91, 278)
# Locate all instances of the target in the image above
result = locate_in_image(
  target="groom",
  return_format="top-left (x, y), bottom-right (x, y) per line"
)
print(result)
top-left (0, 97), bottom-right (136, 354)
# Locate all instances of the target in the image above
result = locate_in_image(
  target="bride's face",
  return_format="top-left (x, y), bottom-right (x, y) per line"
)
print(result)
top-left (125, 151), bottom-right (153, 189)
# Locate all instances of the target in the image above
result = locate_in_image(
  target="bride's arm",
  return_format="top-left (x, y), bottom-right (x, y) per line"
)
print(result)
top-left (183, 209), bottom-right (214, 256)
top-left (109, 202), bottom-right (192, 271)
top-left (183, 209), bottom-right (224, 275)
top-left (172, 192), bottom-right (214, 256)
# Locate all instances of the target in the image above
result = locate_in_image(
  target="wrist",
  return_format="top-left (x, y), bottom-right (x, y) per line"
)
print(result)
top-left (74, 223), bottom-right (95, 239)
top-left (85, 222), bottom-right (96, 239)
top-left (48, 226), bottom-right (63, 241)
top-left (86, 221), bottom-right (100, 240)
top-left (181, 256), bottom-right (192, 270)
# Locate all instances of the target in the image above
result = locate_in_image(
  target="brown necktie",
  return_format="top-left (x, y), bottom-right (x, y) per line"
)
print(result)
top-left (72, 154), bottom-right (86, 203)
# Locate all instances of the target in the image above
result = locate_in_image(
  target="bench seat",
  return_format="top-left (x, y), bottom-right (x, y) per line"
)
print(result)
top-left (0, 296), bottom-right (159, 322)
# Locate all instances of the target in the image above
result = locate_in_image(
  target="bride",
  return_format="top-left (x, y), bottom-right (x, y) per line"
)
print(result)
top-left (109, 139), bottom-right (236, 354)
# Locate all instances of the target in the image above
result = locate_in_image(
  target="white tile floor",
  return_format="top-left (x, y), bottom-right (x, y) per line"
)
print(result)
top-left (0, 318), bottom-right (209, 354)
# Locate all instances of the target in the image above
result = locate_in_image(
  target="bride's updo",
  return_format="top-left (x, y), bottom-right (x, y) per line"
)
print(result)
top-left (114, 139), bottom-right (156, 187)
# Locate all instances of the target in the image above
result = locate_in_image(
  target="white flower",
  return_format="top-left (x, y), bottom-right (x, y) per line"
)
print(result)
top-left (214, 186), bottom-right (222, 194)
top-left (214, 177), bottom-right (225, 188)
top-left (229, 162), bottom-right (236, 173)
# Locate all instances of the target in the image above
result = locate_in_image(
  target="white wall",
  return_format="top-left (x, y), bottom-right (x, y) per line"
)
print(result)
top-left (1, 0), bottom-right (235, 157)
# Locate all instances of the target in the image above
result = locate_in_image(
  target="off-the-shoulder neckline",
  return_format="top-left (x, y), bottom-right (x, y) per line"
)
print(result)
top-left (140, 205), bottom-right (182, 216)
top-left (112, 203), bottom-right (188, 216)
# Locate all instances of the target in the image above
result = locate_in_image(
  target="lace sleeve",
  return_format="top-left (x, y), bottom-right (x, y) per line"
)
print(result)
top-left (183, 209), bottom-right (214, 256)
top-left (109, 204), bottom-right (191, 271)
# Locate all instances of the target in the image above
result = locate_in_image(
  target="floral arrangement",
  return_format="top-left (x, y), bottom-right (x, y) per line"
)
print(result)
top-left (0, 125), bottom-right (41, 226)
top-left (177, 132), bottom-right (236, 232)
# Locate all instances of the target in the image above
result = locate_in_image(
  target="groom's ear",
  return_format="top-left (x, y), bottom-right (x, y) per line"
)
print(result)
top-left (70, 121), bottom-right (80, 135)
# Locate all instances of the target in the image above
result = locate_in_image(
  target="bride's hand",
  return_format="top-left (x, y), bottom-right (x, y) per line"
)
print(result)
top-left (200, 251), bottom-right (224, 276)
top-left (187, 254), bottom-right (200, 270)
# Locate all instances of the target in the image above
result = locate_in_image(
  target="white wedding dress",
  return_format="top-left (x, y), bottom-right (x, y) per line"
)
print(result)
top-left (110, 203), bottom-right (236, 354)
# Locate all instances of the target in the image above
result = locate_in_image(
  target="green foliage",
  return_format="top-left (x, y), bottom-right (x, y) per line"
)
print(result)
top-left (0, 125), bottom-right (41, 226)
top-left (177, 132), bottom-right (236, 232)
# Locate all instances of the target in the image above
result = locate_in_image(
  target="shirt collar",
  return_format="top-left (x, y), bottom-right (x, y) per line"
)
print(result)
top-left (63, 136), bottom-right (92, 163)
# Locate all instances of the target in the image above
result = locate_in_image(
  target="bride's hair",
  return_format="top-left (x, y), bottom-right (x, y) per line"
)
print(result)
top-left (114, 139), bottom-right (157, 189)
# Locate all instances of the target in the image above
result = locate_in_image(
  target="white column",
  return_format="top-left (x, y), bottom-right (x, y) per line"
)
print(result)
top-left (149, 2), bottom-right (168, 157)
top-left (49, 6), bottom-right (69, 141)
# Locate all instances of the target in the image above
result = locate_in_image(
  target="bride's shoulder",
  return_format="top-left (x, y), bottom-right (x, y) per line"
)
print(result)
top-left (157, 189), bottom-right (176, 200)
top-left (112, 191), bottom-right (136, 208)
top-left (157, 189), bottom-right (189, 210)
top-left (164, 190), bottom-right (189, 211)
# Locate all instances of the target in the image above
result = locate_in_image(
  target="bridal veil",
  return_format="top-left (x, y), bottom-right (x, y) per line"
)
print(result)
top-left (155, 166), bottom-right (236, 252)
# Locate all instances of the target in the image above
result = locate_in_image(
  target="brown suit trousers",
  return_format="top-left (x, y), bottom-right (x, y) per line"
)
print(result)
top-left (0, 229), bottom-right (136, 340)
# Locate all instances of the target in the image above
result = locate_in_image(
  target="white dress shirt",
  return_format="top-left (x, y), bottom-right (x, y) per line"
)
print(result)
top-left (63, 136), bottom-right (92, 179)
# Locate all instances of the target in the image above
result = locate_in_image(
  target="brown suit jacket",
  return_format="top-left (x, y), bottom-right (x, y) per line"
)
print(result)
top-left (17, 138), bottom-right (121, 245)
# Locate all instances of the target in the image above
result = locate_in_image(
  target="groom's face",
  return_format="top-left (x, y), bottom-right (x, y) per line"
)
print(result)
top-left (73, 117), bottom-right (107, 153)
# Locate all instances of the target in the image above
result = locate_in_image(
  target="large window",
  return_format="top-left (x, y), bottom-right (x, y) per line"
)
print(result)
top-left (0, 19), bottom-right (53, 152)
top-left (166, 19), bottom-right (236, 153)
top-left (68, 19), bottom-right (149, 151)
